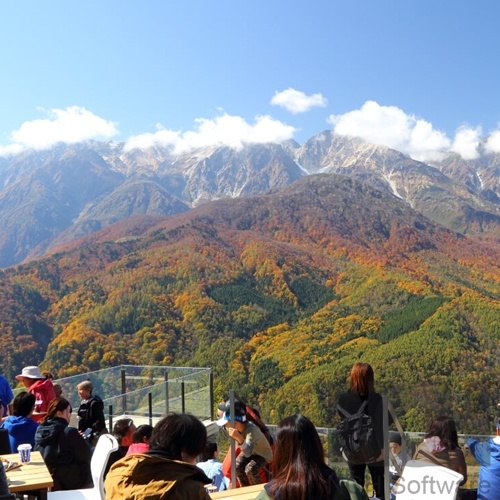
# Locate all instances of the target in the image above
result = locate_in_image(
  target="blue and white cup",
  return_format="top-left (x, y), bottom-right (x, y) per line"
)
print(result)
top-left (17, 443), bottom-right (32, 463)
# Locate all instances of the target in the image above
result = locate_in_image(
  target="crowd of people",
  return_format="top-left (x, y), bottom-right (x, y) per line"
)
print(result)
top-left (0, 362), bottom-right (499, 499)
top-left (0, 365), bottom-right (109, 492)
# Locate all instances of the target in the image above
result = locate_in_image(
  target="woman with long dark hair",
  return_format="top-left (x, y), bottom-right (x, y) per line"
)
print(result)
top-left (413, 416), bottom-right (467, 483)
top-left (34, 397), bottom-right (91, 490)
top-left (256, 414), bottom-right (339, 500)
top-left (338, 362), bottom-right (387, 499)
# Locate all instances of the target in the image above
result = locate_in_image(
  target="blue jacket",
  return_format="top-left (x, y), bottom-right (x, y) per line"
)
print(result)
top-left (196, 459), bottom-right (228, 491)
top-left (0, 376), bottom-right (13, 415)
top-left (1, 415), bottom-right (38, 452)
top-left (467, 437), bottom-right (500, 500)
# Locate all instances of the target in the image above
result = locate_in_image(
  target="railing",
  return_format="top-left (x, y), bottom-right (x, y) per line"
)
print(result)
top-left (53, 365), bottom-right (213, 426)
top-left (216, 393), bottom-right (489, 495)
top-left (25, 372), bottom-right (488, 494)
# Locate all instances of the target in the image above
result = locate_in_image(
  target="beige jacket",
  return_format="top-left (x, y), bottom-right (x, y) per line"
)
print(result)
top-left (413, 441), bottom-right (467, 485)
top-left (105, 452), bottom-right (211, 500)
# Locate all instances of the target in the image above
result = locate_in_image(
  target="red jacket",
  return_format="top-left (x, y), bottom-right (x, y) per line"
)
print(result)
top-left (29, 378), bottom-right (56, 418)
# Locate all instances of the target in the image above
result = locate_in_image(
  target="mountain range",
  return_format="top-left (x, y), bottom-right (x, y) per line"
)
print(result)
top-left (2, 131), bottom-right (500, 267)
top-left (1, 171), bottom-right (500, 433)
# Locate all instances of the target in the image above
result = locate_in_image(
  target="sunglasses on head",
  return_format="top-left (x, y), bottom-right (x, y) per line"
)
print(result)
top-left (117, 418), bottom-right (134, 435)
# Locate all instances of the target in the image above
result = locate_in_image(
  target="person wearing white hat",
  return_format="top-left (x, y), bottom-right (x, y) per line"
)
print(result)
top-left (16, 366), bottom-right (56, 421)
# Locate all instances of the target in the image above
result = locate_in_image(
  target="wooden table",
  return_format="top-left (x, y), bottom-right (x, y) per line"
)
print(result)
top-left (3, 451), bottom-right (54, 500)
top-left (210, 483), bottom-right (265, 500)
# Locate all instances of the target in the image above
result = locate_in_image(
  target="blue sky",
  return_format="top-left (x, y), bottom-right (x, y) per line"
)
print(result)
top-left (2, 1), bottom-right (500, 162)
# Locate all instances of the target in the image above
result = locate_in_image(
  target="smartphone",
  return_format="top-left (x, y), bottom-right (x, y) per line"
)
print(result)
top-left (83, 428), bottom-right (93, 439)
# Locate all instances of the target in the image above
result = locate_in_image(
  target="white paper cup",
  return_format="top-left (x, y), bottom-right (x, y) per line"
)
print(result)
top-left (17, 443), bottom-right (32, 463)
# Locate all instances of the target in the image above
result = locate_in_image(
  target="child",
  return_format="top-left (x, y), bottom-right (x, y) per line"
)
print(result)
top-left (126, 424), bottom-right (153, 455)
top-left (389, 431), bottom-right (410, 500)
top-left (197, 441), bottom-right (229, 491)
top-left (216, 400), bottom-right (273, 486)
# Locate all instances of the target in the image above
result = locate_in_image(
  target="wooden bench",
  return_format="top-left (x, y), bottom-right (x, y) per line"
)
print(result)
top-left (209, 483), bottom-right (265, 499)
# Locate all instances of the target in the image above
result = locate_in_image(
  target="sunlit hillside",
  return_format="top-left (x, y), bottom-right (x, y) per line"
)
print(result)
top-left (1, 174), bottom-right (500, 433)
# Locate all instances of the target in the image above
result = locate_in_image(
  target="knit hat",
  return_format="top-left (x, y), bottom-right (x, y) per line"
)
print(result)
top-left (389, 431), bottom-right (402, 445)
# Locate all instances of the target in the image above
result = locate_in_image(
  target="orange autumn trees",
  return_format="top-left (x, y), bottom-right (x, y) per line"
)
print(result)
top-left (2, 175), bottom-right (500, 432)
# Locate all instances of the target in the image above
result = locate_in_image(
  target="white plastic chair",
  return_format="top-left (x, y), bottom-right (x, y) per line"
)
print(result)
top-left (393, 459), bottom-right (464, 500)
top-left (47, 433), bottom-right (119, 500)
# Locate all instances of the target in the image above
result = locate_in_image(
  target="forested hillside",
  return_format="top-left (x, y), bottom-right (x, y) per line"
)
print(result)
top-left (1, 174), bottom-right (500, 433)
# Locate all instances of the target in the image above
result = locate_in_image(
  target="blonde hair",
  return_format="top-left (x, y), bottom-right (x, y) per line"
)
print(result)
top-left (77, 380), bottom-right (93, 392)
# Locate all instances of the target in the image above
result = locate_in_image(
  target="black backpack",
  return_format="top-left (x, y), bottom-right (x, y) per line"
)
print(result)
top-left (337, 399), bottom-right (381, 465)
top-left (77, 395), bottom-right (106, 434)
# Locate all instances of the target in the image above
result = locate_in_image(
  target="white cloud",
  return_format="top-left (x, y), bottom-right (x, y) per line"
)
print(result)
top-left (0, 106), bottom-right (118, 156)
top-left (0, 143), bottom-right (24, 157)
top-left (124, 126), bottom-right (181, 151)
top-left (124, 113), bottom-right (297, 153)
top-left (451, 126), bottom-right (482, 160)
top-left (271, 88), bottom-right (327, 114)
top-left (485, 130), bottom-right (500, 153)
top-left (328, 101), bottom-right (451, 162)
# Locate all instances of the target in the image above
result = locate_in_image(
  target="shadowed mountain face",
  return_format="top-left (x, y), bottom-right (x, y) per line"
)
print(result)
top-left (2, 174), bottom-right (500, 433)
top-left (2, 132), bottom-right (500, 266)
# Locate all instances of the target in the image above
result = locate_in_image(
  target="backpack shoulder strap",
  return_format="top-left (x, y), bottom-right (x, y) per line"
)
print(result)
top-left (338, 398), bottom-right (369, 419)
top-left (337, 404), bottom-right (353, 419)
top-left (356, 399), bottom-right (369, 415)
top-left (89, 396), bottom-right (101, 409)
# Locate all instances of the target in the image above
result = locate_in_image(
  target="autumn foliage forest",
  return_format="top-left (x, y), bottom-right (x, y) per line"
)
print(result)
top-left (2, 174), bottom-right (500, 434)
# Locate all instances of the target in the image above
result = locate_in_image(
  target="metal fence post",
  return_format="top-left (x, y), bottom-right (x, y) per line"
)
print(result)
top-left (209, 371), bottom-right (214, 420)
top-left (181, 381), bottom-right (185, 414)
top-left (383, 396), bottom-right (407, 500)
top-left (108, 404), bottom-right (113, 433)
top-left (164, 370), bottom-right (169, 415)
top-left (148, 392), bottom-right (153, 427)
top-left (383, 395), bottom-right (390, 500)
top-left (121, 368), bottom-right (127, 414)
top-left (229, 390), bottom-right (237, 490)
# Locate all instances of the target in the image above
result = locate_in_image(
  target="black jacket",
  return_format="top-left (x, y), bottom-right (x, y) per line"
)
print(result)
top-left (77, 394), bottom-right (107, 434)
top-left (34, 417), bottom-right (91, 490)
top-left (337, 390), bottom-right (389, 449)
top-left (0, 460), bottom-right (13, 499)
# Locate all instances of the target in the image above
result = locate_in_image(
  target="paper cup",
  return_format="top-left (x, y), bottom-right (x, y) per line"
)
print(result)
top-left (17, 443), bottom-right (32, 463)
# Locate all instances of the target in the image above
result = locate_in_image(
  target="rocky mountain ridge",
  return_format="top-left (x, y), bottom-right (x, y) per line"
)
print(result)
top-left (1, 131), bottom-right (500, 266)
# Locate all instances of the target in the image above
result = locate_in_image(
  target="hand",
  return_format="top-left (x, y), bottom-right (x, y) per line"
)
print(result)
top-left (228, 427), bottom-right (243, 445)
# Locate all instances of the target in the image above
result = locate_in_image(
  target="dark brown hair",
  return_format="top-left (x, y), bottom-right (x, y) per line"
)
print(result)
top-left (149, 413), bottom-right (207, 461)
top-left (44, 397), bottom-right (71, 422)
top-left (425, 416), bottom-right (459, 450)
top-left (12, 391), bottom-right (36, 417)
top-left (269, 414), bottom-right (333, 500)
top-left (133, 424), bottom-right (153, 444)
top-left (200, 441), bottom-right (218, 462)
top-left (112, 418), bottom-right (135, 444)
top-left (349, 362), bottom-right (375, 397)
